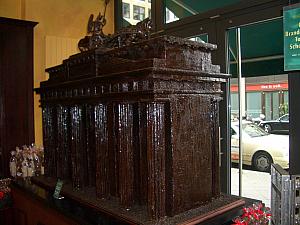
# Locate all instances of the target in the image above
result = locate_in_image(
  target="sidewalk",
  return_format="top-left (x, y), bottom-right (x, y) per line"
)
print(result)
top-left (231, 168), bottom-right (271, 207)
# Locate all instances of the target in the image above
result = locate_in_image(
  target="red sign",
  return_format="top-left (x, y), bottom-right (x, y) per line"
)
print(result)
top-left (231, 152), bottom-right (239, 161)
top-left (231, 83), bottom-right (288, 92)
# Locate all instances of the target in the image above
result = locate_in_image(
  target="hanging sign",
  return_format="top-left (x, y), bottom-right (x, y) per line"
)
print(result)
top-left (284, 3), bottom-right (300, 71)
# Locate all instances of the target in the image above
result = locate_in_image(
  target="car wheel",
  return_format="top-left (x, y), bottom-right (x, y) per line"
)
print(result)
top-left (252, 151), bottom-right (273, 172)
top-left (264, 124), bottom-right (272, 133)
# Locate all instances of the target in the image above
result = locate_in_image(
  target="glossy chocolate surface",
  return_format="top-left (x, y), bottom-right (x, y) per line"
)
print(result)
top-left (36, 35), bottom-right (230, 223)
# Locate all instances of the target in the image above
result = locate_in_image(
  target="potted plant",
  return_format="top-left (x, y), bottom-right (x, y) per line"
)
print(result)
top-left (232, 202), bottom-right (271, 225)
top-left (0, 178), bottom-right (12, 210)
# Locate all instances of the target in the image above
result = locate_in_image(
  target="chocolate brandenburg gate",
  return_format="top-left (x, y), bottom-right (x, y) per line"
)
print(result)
top-left (35, 17), bottom-right (244, 225)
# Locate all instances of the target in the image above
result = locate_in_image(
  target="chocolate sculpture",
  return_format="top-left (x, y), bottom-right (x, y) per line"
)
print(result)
top-left (35, 8), bottom-right (244, 224)
top-left (78, 0), bottom-right (152, 52)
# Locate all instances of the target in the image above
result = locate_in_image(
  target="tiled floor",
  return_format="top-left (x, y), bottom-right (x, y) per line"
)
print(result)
top-left (231, 168), bottom-right (271, 207)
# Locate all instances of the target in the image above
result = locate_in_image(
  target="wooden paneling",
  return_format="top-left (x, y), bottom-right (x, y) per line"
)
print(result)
top-left (12, 186), bottom-right (79, 225)
top-left (0, 17), bottom-right (36, 177)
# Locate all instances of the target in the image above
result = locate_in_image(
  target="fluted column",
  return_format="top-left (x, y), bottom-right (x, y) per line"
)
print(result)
top-left (95, 103), bottom-right (110, 198)
top-left (70, 105), bottom-right (87, 189)
top-left (140, 102), bottom-right (167, 219)
top-left (42, 106), bottom-right (57, 177)
top-left (85, 104), bottom-right (96, 187)
top-left (210, 98), bottom-right (220, 197)
top-left (116, 103), bottom-right (134, 208)
top-left (56, 105), bottom-right (71, 180)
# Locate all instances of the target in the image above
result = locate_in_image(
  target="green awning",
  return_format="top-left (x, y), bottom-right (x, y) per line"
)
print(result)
top-left (165, 0), bottom-right (242, 19)
top-left (165, 1), bottom-right (284, 78)
top-left (228, 18), bottom-right (284, 77)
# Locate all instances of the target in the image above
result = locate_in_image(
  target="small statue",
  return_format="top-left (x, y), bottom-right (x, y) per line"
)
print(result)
top-left (106, 18), bottom-right (153, 48)
top-left (78, 0), bottom-right (153, 52)
top-left (88, 12), bottom-right (107, 49)
top-left (78, 0), bottom-right (110, 52)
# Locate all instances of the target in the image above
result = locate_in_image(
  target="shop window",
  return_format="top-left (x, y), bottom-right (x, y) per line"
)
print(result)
top-left (284, 91), bottom-right (288, 104)
top-left (148, 8), bottom-right (151, 19)
top-left (272, 92), bottom-right (280, 119)
top-left (133, 5), bottom-right (145, 21)
top-left (282, 91), bottom-right (289, 115)
top-left (230, 93), bottom-right (238, 119)
top-left (122, 3), bottom-right (130, 19)
top-left (246, 92), bottom-right (261, 119)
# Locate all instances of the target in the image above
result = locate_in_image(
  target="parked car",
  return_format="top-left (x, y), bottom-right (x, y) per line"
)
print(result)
top-left (231, 121), bottom-right (289, 172)
top-left (258, 114), bottom-right (289, 134)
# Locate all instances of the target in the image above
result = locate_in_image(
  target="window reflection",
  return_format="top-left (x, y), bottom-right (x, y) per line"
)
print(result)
top-left (122, 3), bottom-right (130, 19)
top-left (133, 5), bottom-right (145, 21)
top-left (121, 0), bottom-right (151, 26)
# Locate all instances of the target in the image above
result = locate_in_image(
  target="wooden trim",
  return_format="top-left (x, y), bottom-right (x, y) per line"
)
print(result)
top-left (0, 17), bottom-right (38, 27)
top-left (179, 199), bottom-right (245, 225)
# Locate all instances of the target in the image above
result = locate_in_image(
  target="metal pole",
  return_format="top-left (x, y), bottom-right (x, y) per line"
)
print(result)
top-left (236, 27), bottom-right (243, 197)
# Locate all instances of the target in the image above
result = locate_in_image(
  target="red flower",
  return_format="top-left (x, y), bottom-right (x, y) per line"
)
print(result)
top-left (253, 213), bottom-right (259, 220)
top-left (0, 191), bottom-right (4, 200)
top-left (233, 219), bottom-right (246, 225)
top-left (233, 203), bottom-right (271, 225)
top-left (257, 209), bottom-right (264, 215)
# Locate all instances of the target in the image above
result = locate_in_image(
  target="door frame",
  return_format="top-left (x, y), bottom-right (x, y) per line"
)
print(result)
top-left (162, 0), bottom-right (289, 194)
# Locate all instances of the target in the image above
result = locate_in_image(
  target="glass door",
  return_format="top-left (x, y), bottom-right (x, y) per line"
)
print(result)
top-left (227, 18), bottom-right (288, 206)
top-left (162, 0), bottom-right (288, 195)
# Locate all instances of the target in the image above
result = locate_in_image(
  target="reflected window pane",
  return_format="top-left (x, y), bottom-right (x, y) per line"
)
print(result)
top-left (133, 5), bottom-right (145, 21)
top-left (122, 3), bottom-right (130, 19)
top-left (121, 0), bottom-right (151, 26)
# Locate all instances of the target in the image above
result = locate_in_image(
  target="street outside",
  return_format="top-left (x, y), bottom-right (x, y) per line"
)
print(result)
top-left (230, 118), bottom-right (289, 208)
top-left (231, 167), bottom-right (271, 207)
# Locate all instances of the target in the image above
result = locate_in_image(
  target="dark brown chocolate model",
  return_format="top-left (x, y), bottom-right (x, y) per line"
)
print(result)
top-left (36, 27), bottom-right (235, 223)
top-left (78, 0), bottom-right (153, 52)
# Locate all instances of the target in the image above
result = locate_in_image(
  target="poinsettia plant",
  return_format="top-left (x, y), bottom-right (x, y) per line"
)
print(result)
top-left (232, 202), bottom-right (271, 225)
top-left (0, 191), bottom-right (4, 200)
top-left (0, 178), bottom-right (12, 209)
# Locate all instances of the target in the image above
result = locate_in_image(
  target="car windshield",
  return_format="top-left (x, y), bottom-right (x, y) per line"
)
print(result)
top-left (280, 114), bottom-right (289, 121)
top-left (242, 123), bottom-right (269, 137)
